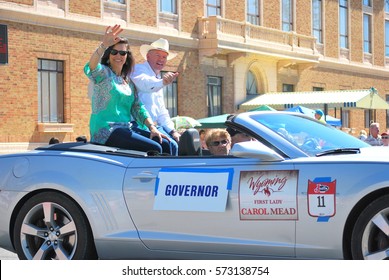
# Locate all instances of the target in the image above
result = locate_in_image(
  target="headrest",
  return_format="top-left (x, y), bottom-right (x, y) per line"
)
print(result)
top-left (178, 128), bottom-right (201, 156)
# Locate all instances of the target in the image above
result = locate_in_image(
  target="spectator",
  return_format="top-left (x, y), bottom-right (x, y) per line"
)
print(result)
top-left (130, 38), bottom-right (180, 156)
top-left (76, 135), bottom-right (87, 143)
top-left (205, 129), bottom-right (231, 155)
top-left (365, 122), bottom-right (383, 146)
top-left (381, 132), bottom-right (389, 146)
top-left (314, 109), bottom-right (326, 123)
top-left (358, 129), bottom-right (367, 141)
top-left (49, 137), bottom-right (60, 144)
top-left (199, 129), bottom-right (208, 149)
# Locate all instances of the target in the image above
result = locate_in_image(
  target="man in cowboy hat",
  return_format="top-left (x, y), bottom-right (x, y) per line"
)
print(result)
top-left (130, 38), bottom-right (180, 155)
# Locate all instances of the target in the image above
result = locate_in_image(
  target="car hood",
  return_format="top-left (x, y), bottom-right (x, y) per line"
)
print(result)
top-left (359, 146), bottom-right (389, 157)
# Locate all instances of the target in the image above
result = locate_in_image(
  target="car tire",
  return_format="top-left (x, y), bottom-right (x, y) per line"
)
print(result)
top-left (13, 191), bottom-right (97, 260)
top-left (350, 194), bottom-right (389, 260)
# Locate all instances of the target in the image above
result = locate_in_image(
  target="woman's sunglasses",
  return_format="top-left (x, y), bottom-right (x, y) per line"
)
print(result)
top-left (110, 49), bottom-right (129, 56)
top-left (210, 139), bottom-right (229, 147)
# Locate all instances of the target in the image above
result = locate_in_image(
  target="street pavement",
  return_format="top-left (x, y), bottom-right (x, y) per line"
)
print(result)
top-left (0, 247), bottom-right (18, 260)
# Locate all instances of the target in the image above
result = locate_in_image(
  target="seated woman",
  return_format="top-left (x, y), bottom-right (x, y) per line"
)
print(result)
top-left (84, 24), bottom-right (171, 154)
top-left (205, 129), bottom-right (231, 155)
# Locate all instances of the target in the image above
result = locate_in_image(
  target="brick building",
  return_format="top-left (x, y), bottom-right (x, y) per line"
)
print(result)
top-left (0, 0), bottom-right (388, 153)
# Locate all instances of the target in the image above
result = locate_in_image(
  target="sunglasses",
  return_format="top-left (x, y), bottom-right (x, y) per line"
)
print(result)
top-left (210, 139), bottom-right (229, 147)
top-left (110, 49), bottom-right (129, 56)
top-left (382, 136), bottom-right (389, 139)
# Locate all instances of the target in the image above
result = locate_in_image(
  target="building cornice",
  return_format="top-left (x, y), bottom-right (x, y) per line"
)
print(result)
top-left (0, 3), bottom-right (198, 49)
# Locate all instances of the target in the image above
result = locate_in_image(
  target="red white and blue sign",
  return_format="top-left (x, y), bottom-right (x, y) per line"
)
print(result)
top-left (307, 177), bottom-right (336, 221)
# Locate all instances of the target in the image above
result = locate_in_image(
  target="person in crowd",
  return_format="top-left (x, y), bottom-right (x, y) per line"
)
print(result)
top-left (365, 122), bottom-right (383, 146)
top-left (314, 109), bottom-right (326, 123)
top-left (76, 135), bottom-right (87, 143)
top-left (84, 24), bottom-right (170, 154)
top-left (226, 127), bottom-right (254, 147)
top-left (205, 129), bottom-right (231, 155)
top-left (358, 129), bottom-right (367, 141)
top-left (199, 129), bottom-right (208, 149)
top-left (381, 132), bottom-right (389, 146)
top-left (49, 137), bottom-right (60, 144)
top-left (130, 38), bottom-right (180, 155)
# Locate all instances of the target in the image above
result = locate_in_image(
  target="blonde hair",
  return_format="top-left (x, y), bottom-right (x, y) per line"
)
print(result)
top-left (205, 129), bottom-right (231, 147)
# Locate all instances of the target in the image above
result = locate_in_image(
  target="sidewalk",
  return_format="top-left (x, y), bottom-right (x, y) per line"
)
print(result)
top-left (0, 248), bottom-right (18, 260)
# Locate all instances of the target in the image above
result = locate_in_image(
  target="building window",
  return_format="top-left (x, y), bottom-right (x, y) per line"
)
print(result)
top-left (386, 20), bottom-right (389, 57)
top-left (339, 0), bottom-right (348, 49)
top-left (161, 71), bottom-right (178, 117)
top-left (247, 0), bottom-right (260, 25)
top-left (160, 0), bottom-right (176, 14)
top-left (363, 14), bottom-right (372, 53)
top-left (207, 76), bottom-right (222, 116)
top-left (282, 84), bottom-right (294, 92)
top-left (246, 70), bottom-right (258, 96)
top-left (313, 87), bottom-right (324, 91)
top-left (312, 0), bottom-right (322, 44)
top-left (386, 94), bottom-right (389, 129)
top-left (38, 59), bottom-right (64, 123)
top-left (386, 0), bottom-right (389, 12)
top-left (282, 0), bottom-right (293, 31)
top-left (107, 0), bottom-right (125, 3)
top-left (206, 0), bottom-right (221, 16)
top-left (341, 110), bottom-right (349, 128)
top-left (363, 0), bottom-right (371, 6)
top-left (364, 109), bottom-right (374, 128)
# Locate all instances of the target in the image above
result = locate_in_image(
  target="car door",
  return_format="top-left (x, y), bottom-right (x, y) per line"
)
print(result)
top-left (123, 156), bottom-right (297, 258)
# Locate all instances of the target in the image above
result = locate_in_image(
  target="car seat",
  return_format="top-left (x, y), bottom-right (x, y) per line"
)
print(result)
top-left (178, 128), bottom-right (201, 156)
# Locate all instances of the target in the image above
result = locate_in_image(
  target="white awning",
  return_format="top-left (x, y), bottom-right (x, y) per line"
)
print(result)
top-left (240, 89), bottom-right (389, 110)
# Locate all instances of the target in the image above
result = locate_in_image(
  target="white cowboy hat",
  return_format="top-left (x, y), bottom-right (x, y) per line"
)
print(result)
top-left (139, 38), bottom-right (177, 60)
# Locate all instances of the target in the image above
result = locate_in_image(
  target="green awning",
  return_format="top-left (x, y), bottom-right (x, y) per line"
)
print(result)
top-left (196, 114), bottom-right (231, 128)
top-left (240, 89), bottom-right (389, 110)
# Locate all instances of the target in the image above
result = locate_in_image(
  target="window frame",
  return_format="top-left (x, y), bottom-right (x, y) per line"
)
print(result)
top-left (282, 0), bottom-right (293, 32)
top-left (107, 0), bottom-right (125, 3)
top-left (282, 83), bottom-right (294, 92)
top-left (363, 13), bottom-right (372, 54)
top-left (207, 76), bottom-right (222, 117)
top-left (364, 109), bottom-right (374, 128)
top-left (206, 0), bottom-right (221, 17)
top-left (386, 94), bottom-right (389, 129)
top-left (247, 0), bottom-right (260, 25)
top-left (246, 70), bottom-right (258, 96)
top-left (160, 0), bottom-right (177, 14)
top-left (386, 20), bottom-right (389, 57)
top-left (38, 58), bottom-right (64, 123)
top-left (362, 2), bottom-right (373, 54)
top-left (341, 109), bottom-right (349, 128)
top-left (339, 0), bottom-right (349, 49)
top-left (312, 0), bottom-right (322, 44)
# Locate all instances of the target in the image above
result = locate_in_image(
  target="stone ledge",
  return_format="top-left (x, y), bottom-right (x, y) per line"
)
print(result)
top-left (37, 123), bottom-right (74, 133)
top-left (0, 142), bottom-right (45, 155)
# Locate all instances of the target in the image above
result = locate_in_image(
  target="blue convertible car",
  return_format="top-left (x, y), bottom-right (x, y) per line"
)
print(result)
top-left (0, 111), bottom-right (388, 260)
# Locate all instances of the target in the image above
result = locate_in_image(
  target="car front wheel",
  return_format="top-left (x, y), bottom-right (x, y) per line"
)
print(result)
top-left (13, 191), bottom-right (97, 260)
top-left (351, 194), bottom-right (389, 260)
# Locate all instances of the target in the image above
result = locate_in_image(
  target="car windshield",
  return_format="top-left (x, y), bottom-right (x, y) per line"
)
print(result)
top-left (250, 113), bottom-right (370, 156)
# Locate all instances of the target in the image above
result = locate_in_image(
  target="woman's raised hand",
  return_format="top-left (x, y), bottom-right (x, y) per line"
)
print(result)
top-left (102, 25), bottom-right (123, 48)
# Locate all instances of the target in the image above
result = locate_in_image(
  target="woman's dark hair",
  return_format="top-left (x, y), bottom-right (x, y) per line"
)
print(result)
top-left (101, 37), bottom-right (134, 80)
